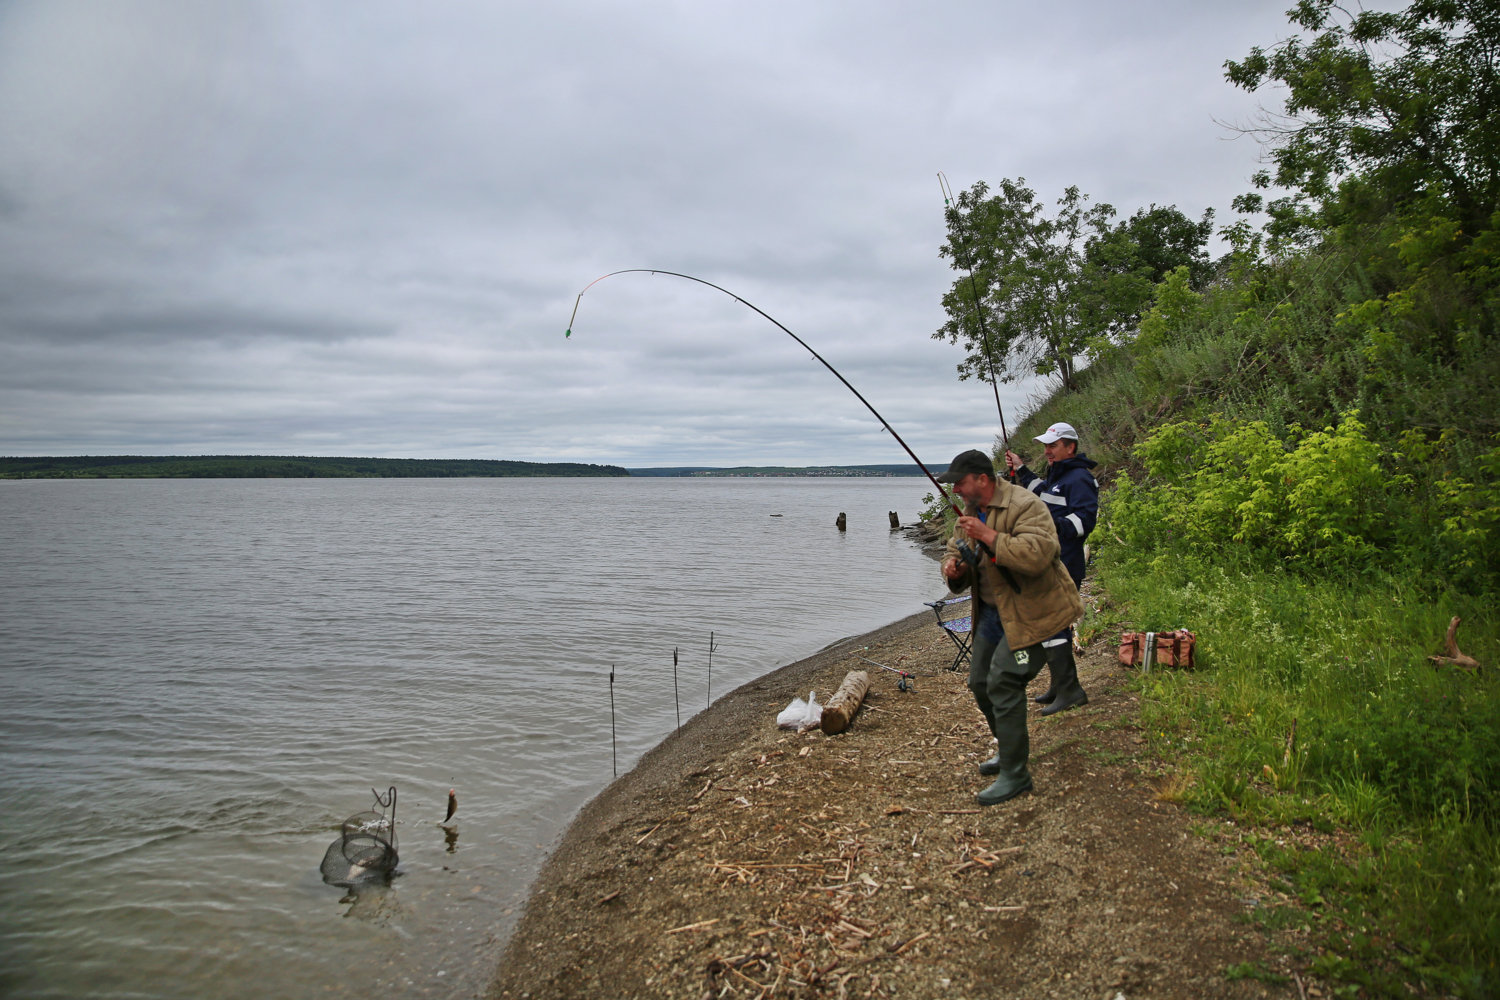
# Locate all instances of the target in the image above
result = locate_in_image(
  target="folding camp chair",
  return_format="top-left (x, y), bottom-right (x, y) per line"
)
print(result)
top-left (924, 595), bottom-right (973, 672)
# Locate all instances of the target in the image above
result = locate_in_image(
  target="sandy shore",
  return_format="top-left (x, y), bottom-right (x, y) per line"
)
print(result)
top-left (485, 586), bottom-right (1309, 1000)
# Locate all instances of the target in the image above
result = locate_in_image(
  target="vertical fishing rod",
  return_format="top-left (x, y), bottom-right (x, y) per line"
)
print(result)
top-left (609, 666), bottom-right (617, 777)
top-left (938, 172), bottom-right (1015, 481)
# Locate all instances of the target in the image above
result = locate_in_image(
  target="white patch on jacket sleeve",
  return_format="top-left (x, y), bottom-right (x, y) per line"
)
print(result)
top-left (1066, 513), bottom-right (1085, 535)
top-left (1039, 492), bottom-right (1066, 506)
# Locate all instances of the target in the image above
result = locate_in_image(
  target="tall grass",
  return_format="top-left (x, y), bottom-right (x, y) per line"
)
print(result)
top-left (1095, 553), bottom-right (1500, 996)
top-left (1004, 245), bottom-right (1500, 481)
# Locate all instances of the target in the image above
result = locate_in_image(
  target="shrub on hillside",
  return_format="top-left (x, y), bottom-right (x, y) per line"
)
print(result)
top-left (1106, 413), bottom-right (1500, 592)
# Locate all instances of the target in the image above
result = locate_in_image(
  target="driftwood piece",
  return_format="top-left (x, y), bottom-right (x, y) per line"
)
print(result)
top-left (820, 670), bottom-right (870, 734)
top-left (1428, 616), bottom-right (1483, 671)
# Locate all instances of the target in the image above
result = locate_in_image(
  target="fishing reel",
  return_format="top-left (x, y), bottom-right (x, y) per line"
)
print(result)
top-left (852, 650), bottom-right (915, 693)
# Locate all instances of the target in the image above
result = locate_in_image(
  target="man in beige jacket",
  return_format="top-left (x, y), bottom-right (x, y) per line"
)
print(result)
top-left (938, 449), bottom-right (1083, 805)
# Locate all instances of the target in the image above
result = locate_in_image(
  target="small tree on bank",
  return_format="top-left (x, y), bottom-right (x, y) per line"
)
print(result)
top-left (935, 179), bottom-right (1213, 393)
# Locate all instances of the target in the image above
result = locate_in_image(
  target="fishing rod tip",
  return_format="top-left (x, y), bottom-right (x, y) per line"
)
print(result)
top-left (564, 329), bottom-right (571, 338)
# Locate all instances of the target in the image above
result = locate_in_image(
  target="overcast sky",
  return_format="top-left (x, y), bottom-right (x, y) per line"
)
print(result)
top-left (0, 0), bottom-right (1307, 466)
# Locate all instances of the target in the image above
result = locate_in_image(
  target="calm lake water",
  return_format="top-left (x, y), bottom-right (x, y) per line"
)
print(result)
top-left (0, 477), bottom-right (946, 999)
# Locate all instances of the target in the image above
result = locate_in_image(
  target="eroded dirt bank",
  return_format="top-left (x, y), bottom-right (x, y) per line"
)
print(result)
top-left (489, 604), bottom-right (1304, 1000)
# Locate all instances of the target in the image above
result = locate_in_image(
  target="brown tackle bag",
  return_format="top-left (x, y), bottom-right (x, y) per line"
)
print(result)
top-left (1117, 630), bottom-right (1196, 669)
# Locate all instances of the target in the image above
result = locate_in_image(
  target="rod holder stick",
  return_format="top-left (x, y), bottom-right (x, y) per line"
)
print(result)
top-left (707, 631), bottom-right (717, 709)
top-left (609, 667), bottom-right (617, 777)
top-left (672, 647), bottom-right (681, 734)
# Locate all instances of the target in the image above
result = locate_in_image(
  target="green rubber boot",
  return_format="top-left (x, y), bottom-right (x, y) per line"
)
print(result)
top-left (976, 762), bottom-right (1033, 806)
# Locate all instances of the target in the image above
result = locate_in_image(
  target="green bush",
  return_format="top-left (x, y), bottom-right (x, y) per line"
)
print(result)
top-left (1107, 414), bottom-right (1500, 592)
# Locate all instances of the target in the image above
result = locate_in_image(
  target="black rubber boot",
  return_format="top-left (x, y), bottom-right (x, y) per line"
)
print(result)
top-left (1032, 670), bottom-right (1058, 705)
top-left (1039, 645), bottom-right (1087, 716)
top-left (1033, 628), bottom-right (1070, 703)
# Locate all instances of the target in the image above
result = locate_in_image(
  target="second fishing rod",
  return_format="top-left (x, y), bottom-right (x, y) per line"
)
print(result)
top-left (938, 172), bottom-right (1015, 483)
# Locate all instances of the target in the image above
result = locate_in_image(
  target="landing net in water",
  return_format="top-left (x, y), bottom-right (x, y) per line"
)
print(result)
top-left (320, 786), bottom-right (399, 887)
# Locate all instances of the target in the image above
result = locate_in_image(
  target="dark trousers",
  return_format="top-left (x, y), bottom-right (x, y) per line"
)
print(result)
top-left (967, 626), bottom-right (1046, 766)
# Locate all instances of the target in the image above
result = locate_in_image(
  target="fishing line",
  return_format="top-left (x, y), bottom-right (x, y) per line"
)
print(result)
top-left (937, 172), bottom-right (1014, 480)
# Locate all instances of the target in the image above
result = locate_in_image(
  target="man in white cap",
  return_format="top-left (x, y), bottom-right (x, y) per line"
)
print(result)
top-left (1004, 422), bottom-right (1098, 715)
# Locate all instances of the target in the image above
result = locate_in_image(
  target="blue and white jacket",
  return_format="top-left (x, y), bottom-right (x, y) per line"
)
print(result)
top-left (1013, 453), bottom-right (1098, 589)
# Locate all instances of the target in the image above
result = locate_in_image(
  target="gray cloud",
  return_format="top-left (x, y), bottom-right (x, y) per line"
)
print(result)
top-left (0, 0), bottom-right (1299, 464)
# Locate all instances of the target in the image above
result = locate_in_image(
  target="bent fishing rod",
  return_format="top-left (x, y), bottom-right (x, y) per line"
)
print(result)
top-left (565, 268), bottom-right (1019, 590)
top-left (938, 172), bottom-right (1014, 482)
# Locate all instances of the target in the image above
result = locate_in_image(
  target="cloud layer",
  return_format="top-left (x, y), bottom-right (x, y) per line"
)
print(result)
top-left (0, 0), bottom-right (1298, 465)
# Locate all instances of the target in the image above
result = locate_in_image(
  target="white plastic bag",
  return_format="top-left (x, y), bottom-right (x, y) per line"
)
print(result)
top-left (776, 691), bottom-right (823, 730)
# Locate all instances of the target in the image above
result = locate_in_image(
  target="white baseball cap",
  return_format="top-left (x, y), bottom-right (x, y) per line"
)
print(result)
top-left (1034, 422), bottom-right (1079, 444)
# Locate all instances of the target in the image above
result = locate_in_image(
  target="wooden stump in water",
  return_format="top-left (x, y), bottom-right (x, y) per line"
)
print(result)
top-left (820, 670), bottom-right (870, 734)
top-left (835, 512), bottom-right (847, 531)
top-left (888, 511), bottom-right (900, 530)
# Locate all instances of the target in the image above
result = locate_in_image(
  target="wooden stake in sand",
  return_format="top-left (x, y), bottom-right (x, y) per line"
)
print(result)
top-left (820, 670), bottom-right (871, 735)
top-left (707, 631), bottom-right (718, 708)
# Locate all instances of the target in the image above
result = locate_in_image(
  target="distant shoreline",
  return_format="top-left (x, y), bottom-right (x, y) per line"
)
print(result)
top-left (626, 464), bottom-right (926, 477)
top-left (2, 457), bottom-right (932, 480)
top-left (0, 455), bottom-right (630, 479)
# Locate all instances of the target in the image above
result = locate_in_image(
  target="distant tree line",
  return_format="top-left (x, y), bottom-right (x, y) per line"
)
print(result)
top-left (0, 456), bottom-right (630, 479)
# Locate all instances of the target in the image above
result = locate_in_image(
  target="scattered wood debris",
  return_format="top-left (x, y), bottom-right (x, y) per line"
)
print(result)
top-left (492, 595), bottom-right (1300, 999)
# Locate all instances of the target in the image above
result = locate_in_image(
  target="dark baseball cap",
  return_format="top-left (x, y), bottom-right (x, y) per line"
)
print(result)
top-left (936, 449), bottom-right (996, 483)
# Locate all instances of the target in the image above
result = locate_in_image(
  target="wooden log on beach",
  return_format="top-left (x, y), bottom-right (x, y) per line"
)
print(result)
top-left (820, 670), bottom-right (870, 734)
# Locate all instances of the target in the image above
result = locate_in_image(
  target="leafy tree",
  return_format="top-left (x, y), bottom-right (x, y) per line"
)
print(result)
top-left (937, 181), bottom-right (1215, 388)
top-left (936, 178), bottom-right (1114, 392)
top-left (1225, 0), bottom-right (1500, 235)
top-left (1078, 204), bottom-right (1216, 346)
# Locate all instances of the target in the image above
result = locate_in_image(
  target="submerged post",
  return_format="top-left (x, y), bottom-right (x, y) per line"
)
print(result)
top-left (609, 666), bottom-right (617, 777)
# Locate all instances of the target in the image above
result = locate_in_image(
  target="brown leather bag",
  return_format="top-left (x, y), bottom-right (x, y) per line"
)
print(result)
top-left (1117, 630), bottom-right (1196, 669)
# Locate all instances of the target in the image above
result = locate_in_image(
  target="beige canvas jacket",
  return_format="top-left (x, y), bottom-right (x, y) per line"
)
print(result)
top-left (941, 479), bottom-right (1084, 649)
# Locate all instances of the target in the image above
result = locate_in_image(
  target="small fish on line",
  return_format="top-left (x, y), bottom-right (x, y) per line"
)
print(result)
top-left (443, 789), bottom-right (457, 824)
